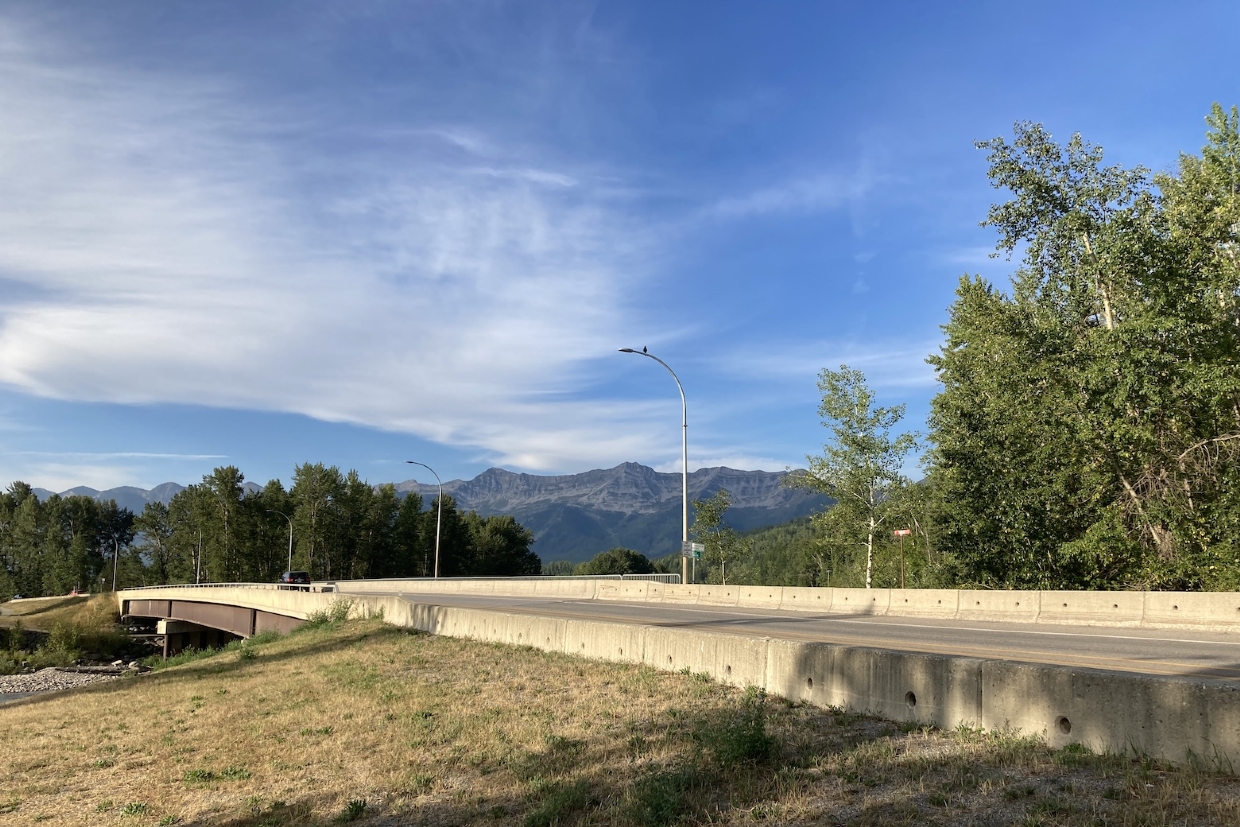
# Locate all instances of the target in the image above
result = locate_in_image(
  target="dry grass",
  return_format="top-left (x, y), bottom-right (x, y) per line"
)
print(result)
top-left (1, 616), bottom-right (1238, 826)
top-left (0, 595), bottom-right (97, 630)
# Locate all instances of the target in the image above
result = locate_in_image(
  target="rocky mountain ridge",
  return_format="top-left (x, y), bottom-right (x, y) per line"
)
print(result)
top-left (29, 464), bottom-right (828, 562)
top-left (393, 462), bottom-right (817, 515)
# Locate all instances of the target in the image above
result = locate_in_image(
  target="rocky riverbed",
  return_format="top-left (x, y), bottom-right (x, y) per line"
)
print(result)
top-left (0, 667), bottom-right (122, 700)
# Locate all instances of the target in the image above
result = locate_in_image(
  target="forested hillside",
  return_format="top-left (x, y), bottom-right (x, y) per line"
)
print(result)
top-left (0, 464), bottom-right (538, 599)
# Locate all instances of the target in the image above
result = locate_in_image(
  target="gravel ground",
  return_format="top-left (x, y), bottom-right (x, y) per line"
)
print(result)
top-left (0, 667), bottom-right (120, 696)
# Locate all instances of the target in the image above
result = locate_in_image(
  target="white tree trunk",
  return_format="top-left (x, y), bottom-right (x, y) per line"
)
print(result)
top-left (865, 514), bottom-right (875, 589)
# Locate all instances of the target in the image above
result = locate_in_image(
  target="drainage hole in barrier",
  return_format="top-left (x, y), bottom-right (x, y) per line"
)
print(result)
top-left (725, 665), bottom-right (732, 675)
top-left (905, 691), bottom-right (917, 709)
top-left (1063, 603), bottom-right (1068, 608)
top-left (1174, 605), bottom-right (1179, 610)
top-left (1112, 604), bottom-right (1118, 610)
top-left (618, 648), bottom-right (624, 655)
top-left (1056, 716), bottom-right (1072, 735)
top-left (806, 677), bottom-right (814, 689)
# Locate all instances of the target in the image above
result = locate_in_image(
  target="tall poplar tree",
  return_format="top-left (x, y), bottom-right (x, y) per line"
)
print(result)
top-left (929, 107), bottom-right (1240, 589)
top-left (793, 366), bottom-right (917, 589)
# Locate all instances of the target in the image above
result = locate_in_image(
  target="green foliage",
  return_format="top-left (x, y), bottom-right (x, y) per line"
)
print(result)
top-left (541, 560), bottom-right (575, 576)
top-left (184, 766), bottom-right (251, 783)
top-left (929, 106), bottom-right (1240, 589)
top-left (300, 597), bottom-right (356, 631)
top-left (337, 799), bottom-right (367, 822)
top-left (41, 622), bottom-right (81, 662)
top-left (0, 482), bottom-right (134, 596)
top-left (691, 489), bottom-right (748, 585)
top-left (694, 687), bottom-right (774, 766)
top-left (621, 769), bottom-right (694, 827)
top-left (791, 366), bottom-right (918, 589)
top-left (1, 461), bottom-right (536, 595)
top-left (522, 779), bottom-right (595, 827)
top-left (574, 548), bottom-right (654, 575)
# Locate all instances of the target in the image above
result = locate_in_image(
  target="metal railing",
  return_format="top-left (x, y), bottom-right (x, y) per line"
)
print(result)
top-left (122, 573), bottom-right (682, 590)
top-left (121, 582), bottom-right (336, 593)
top-left (330, 573), bottom-right (682, 584)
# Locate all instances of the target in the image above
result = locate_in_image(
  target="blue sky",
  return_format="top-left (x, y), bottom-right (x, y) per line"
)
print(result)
top-left (0, 1), bottom-right (1236, 492)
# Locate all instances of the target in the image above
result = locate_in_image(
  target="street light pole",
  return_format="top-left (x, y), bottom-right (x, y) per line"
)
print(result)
top-left (268, 510), bottom-right (294, 572)
top-left (619, 347), bottom-right (689, 586)
top-left (406, 461), bottom-right (443, 578)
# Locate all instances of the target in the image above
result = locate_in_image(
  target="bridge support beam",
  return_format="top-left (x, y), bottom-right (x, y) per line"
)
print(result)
top-left (156, 619), bottom-right (236, 658)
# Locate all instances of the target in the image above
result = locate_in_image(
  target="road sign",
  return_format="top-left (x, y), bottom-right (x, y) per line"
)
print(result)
top-left (893, 529), bottom-right (911, 537)
top-left (682, 541), bottom-right (704, 558)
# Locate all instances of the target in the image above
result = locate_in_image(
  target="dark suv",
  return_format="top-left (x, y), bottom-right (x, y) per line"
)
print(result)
top-left (278, 571), bottom-right (312, 591)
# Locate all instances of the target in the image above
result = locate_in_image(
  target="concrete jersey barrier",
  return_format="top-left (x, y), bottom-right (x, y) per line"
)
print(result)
top-left (354, 594), bottom-right (1240, 767)
top-left (328, 579), bottom-right (1240, 632)
top-left (116, 584), bottom-right (1240, 766)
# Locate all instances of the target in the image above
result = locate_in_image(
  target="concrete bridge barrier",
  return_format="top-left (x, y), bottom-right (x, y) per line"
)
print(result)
top-left (1142, 591), bottom-right (1240, 630)
top-left (887, 588), bottom-right (961, 619)
top-left (829, 587), bottom-right (890, 616)
top-left (957, 590), bottom-right (1040, 623)
top-left (777, 586), bottom-right (833, 611)
top-left (118, 584), bottom-right (1240, 765)
top-left (407, 600), bottom-right (1240, 766)
top-left (1038, 591), bottom-right (1144, 627)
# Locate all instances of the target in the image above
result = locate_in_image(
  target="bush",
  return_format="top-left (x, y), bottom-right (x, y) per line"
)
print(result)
top-left (575, 548), bottom-right (655, 576)
top-left (299, 598), bottom-right (355, 631)
top-left (694, 687), bottom-right (774, 767)
top-left (621, 769), bottom-right (695, 827)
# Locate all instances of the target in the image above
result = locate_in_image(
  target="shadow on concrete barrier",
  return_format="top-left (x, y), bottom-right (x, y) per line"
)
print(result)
top-left (329, 579), bottom-right (1240, 633)
top-left (117, 585), bottom-right (1240, 767)
top-left (376, 596), bottom-right (1240, 768)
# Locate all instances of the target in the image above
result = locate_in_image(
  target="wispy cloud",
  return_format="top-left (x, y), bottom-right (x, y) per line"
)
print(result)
top-left (714, 339), bottom-right (941, 390)
top-left (0, 13), bottom-right (679, 473)
top-left (706, 169), bottom-right (875, 220)
top-left (16, 452), bottom-right (227, 461)
top-left (940, 245), bottom-right (999, 267)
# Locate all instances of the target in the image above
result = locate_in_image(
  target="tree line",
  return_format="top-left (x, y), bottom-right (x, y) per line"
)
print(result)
top-left (0, 463), bottom-right (539, 599)
top-left (705, 104), bottom-right (1240, 592)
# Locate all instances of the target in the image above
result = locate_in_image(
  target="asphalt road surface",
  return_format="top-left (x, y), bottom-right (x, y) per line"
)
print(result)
top-left (391, 591), bottom-right (1240, 684)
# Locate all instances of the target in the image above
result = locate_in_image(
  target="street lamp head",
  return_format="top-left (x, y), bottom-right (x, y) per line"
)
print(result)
top-left (618, 348), bottom-right (635, 353)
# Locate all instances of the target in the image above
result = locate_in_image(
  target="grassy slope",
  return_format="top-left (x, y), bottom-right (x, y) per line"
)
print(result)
top-left (1, 618), bottom-right (1238, 826)
top-left (0, 595), bottom-right (95, 631)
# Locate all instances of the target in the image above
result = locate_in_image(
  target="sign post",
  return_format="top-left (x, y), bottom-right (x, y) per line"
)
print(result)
top-left (682, 542), bottom-right (704, 584)
top-left (893, 529), bottom-right (911, 588)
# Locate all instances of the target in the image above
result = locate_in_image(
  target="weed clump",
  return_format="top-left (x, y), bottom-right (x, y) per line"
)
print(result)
top-left (300, 598), bottom-right (355, 632)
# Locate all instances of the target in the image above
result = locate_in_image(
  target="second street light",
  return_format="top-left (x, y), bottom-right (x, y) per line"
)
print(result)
top-left (407, 460), bottom-right (442, 579)
top-left (619, 347), bottom-right (690, 586)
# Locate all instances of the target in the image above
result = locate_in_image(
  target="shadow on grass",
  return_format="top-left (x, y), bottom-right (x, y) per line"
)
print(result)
top-left (0, 620), bottom-right (403, 711)
top-left (12, 620), bottom-right (1240, 827)
top-left (0, 596), bottom-right (90, 624)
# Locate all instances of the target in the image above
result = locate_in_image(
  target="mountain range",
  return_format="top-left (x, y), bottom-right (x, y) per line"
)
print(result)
top-left (32, 463), bottom-right (829, 563)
